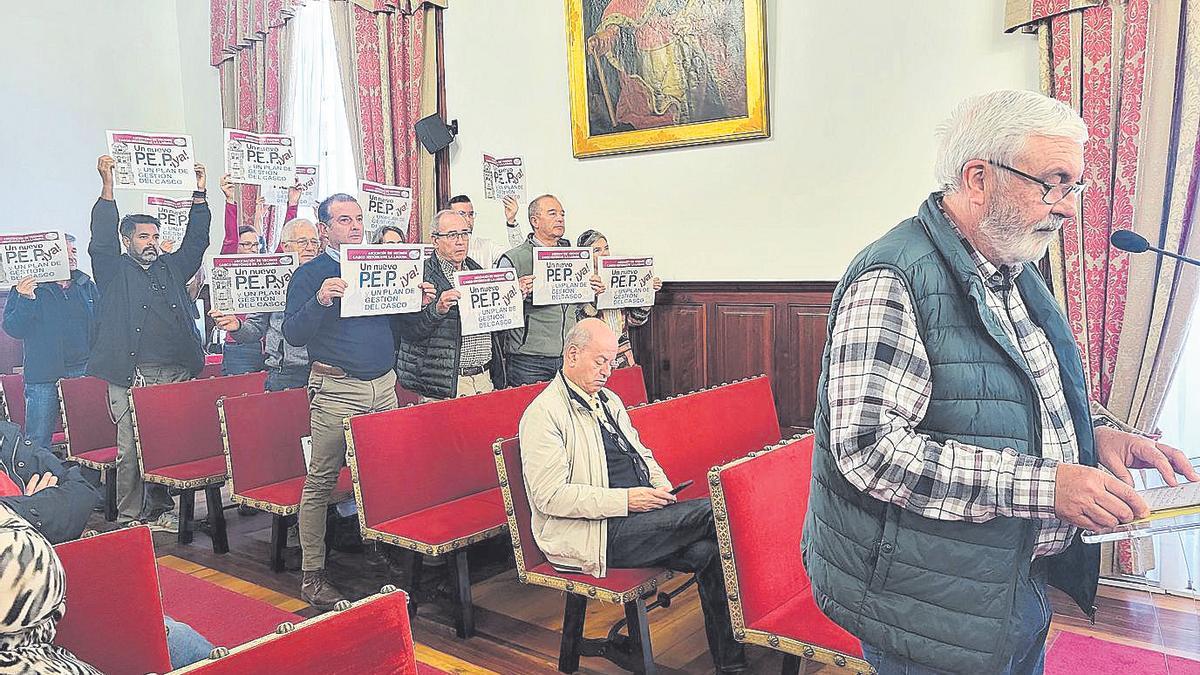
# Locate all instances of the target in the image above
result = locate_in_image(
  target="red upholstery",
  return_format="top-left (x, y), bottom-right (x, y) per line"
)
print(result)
top-left (147, 456), bottom-right (230, 483)
top-left (221, 388), bottom-right (309, 494)
top-left (240, 469), bottom-right (353, 509)
top-left (199, 363), bottom-right (223, 379)
top-left (630, 376), bottom-right (780, 497)
top-left (53, 527), bottom-right (173, 675)
top-left (0, 372), bottom-right (65, 434)
top-left (51, 431), bottom-right (66, 444)
top-left (373, 489), bottom-right (505, 548)
top-left (76, 445), bottom-right (118, 465)
top-left (395, 381), bottom-right (421, 407)
top-left (349, 381), bottom-right (548, 531)
top-left (180, 591), bottom-right (417, 675)
top-left (60, 376), bottom-right (117, 462)
top-left (205, 354), bottom-right (223, 365)
top-left (717, 435), bottom-right (862, 657)
top-left (605, 365), bottom-right (648, 406)
top-left (132, 372), bottom-right (266, 473)
top-left (495, 437), bottom-right (668, 591)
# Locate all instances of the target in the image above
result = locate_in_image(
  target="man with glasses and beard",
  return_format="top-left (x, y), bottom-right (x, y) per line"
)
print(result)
top-left (802, 90), bottom-right (1200, 675)
top-left (86, 155), bottom-right (210, 532)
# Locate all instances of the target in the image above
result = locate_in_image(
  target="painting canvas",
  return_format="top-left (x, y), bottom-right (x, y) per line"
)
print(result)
top-left (565, 0), bottom-right (769, 158)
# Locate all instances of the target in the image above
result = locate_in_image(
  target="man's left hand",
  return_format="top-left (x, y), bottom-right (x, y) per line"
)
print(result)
top-left (590, 274), bottom-right (606, 296)
top-left (419, 282), bottom-right (437, 308)
top-left (194, 163), bottom-right (207, 191)
top-left (25, 472), bottom-right (58, 495)
top-left (1095, 425), bottom-right (1200, 487)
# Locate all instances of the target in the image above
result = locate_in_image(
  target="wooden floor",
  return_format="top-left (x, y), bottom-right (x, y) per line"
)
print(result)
top-left (91, 500), bottom-right (1200, 674)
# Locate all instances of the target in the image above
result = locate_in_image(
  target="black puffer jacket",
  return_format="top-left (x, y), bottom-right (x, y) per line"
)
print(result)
top-left (395, 255), bottom-right (502, 399)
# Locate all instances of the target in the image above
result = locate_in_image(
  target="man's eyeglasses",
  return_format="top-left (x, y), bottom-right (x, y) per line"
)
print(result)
top-left (453, 210), bottom-right (475, 219)
top-left (986, 160), bottom-right (1088, 205)
top-left (284, 238), bottom-right (321, 248)
top-left (433, 230), bottom-right (471, 241)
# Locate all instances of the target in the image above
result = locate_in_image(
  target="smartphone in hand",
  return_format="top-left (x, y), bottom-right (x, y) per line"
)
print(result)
top-left (669, 479), bottom-right (694, 496)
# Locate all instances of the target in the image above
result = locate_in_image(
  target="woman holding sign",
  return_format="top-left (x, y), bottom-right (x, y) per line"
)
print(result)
top-left (576, 230), bottom-right (661, 368)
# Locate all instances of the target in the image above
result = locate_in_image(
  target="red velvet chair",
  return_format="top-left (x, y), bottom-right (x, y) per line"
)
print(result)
top-left (629, 375), bottom-right (781, 499)
top-left (604, 364), bottom-right (648, 407)
top-left (172, 588), bottom-right (417, 674)
top-left (218, 388), bottom-right (353, 571)
top-left (131, 371), bottom-right (267, 552)
top-left (58, 376), bottom-right (120, 521)
top-left (708, 435), bottom-right (869, 674)
top-left (0, 372), bottom-right (66, 445)
top-left (54, 526), bottom-right (173, 675)
top-left (494, 437), bottom-right (675, 673)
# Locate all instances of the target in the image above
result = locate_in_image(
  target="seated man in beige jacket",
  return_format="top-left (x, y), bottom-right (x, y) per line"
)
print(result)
top-left (518, 318), bottom-right (746, 673)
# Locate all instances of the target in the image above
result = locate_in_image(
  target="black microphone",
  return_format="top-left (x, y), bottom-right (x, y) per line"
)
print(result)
top-left (1110, 230), bottom-right (1200, 267)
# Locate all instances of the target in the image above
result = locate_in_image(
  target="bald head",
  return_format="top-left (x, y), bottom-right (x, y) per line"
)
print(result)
top-left (563, 318), bottom-right (618, 394)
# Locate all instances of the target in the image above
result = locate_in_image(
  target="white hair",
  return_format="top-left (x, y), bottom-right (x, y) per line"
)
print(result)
top-left (934, 90), bottom-right (1087, 193)
top-left (429, 209), bottom-right (464, 234)
top-left (280, 217), bottom-right (315, 242)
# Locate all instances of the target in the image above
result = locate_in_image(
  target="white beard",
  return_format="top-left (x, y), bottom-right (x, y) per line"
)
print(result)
top-left (977, 193), bottom-right (1064, 266)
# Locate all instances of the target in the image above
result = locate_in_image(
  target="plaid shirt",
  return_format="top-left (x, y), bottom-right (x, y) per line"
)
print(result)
top-left (828, 219), bottom-right (1078, 558)
top-left (438, 255), bottom-right (492, 369)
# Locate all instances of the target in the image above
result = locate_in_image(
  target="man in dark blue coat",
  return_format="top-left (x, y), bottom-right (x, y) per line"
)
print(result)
top-left (0, 420), bottom-right (99, 544)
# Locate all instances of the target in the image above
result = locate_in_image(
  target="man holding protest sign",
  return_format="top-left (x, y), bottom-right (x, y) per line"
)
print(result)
top-left (448, 194), bottom-right (525, 268)
top-left (282, 193), bottom-right (435, 609)
top-left (2, 234), bottom-right (99, 451)
top-left (497, 194), bottom-right (605, 387)
top-left (395, 210), bottom-right (505, 402)
top-left (87, 155), bottom-right (210, 530)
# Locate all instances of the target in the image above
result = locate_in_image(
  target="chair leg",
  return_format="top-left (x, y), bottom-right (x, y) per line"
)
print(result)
top-left (178, 489), bottom-right (195, 545)
top-left (781, 653), bottom-right (802, 675)
top-left (204, 484), bottom-right (229, 554)
top-left (103, 468), bottom-right (117, 522)
top-left (624, 596), bottom-right (656, 674)
top-left (450, 549), bottom-right (475, 639)
top-left (558, 593), bottom-right (588, 673)
top-left (269, 514), bottom-right (289, 572)
top-left (406, 550), bottom-right (424, 617)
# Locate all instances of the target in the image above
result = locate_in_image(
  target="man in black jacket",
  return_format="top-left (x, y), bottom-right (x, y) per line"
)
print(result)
top-left (0, 420), bottom-right (100, 544)
top-left (396, 210), bottom-right (501, 401)
top-left (87, 155), bottom-right (210, 529)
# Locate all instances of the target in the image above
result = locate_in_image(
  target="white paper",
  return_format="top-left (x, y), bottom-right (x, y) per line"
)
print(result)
top-left (224, 128), bottom-right (297, 188)
top-left (596, 256), bottom-right (656, 310)
top-left (262, 164), bottom-right (319, 209)
top-left (143, 195), bottom-right (192, 247)
top-left (455, 268), bottom-right (524, 335)
top-left (0, 232), bottom-right (71, 286)
top-left (106, 130), bottom-right (196, 191)
top-left (339, 244), bottom-right (425, 317)
top-left (301, 435), bottom-right (312, 471)
top-left (1141, 481), bottom-right (1200, 513)
top-left (208, 253), bottom-right (298, 314)
top-left (532, 247), bottom-right (593, 306)
top-left (359, 180), bottom-right (413, 241)
top-left (482, 154), bottom-right (525, 201)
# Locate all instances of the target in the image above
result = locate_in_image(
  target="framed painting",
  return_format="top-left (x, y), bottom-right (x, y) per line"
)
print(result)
top-left (565, 0), bottom-right (769, 158)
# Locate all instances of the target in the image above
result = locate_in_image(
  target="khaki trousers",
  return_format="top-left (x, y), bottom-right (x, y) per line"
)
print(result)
top-left (108, 364), bottom-right (191, 522)
top-left (300, 368), bottom-right (397, 571)
top-left (418, 371), bottom-right (495, 404)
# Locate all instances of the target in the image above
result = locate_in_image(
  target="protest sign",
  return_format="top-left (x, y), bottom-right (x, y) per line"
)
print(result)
top-left (224, 129), bottom-right (296, 188)
top-left (106, 131), bottom-right (196, 191)
top-left (482, 154), bottom-right (525, 201)
top-left (340, 245), bottom-right (424, 317)
top-left (0, 231), bottom-right (71, 285)
top-left (596, 256), bottom-right (656, 310)
top-left (262, 164), bottom-right (319, 208)
top-left (455, 268), bottom-right (524, 335)
top-left (532, 247), bottom-right (593, 306)
top-left (359, 180), bottom-right (413, 240)
top-left (209, 253), bottom-right (298, 314)
top-left (143, 195), bottom-right (191, 247)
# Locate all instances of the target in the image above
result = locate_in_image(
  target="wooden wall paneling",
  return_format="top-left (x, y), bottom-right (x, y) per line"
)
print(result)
top-left (710, 303), bottom-right (773, 386)
top-left (777, 303), bottom-right (832, 429)
top-left (645, 302), bottom-right (707, 398)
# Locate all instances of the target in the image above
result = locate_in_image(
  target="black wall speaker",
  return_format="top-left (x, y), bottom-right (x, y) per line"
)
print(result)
top-left (414, 114), bottom-right (458, 154)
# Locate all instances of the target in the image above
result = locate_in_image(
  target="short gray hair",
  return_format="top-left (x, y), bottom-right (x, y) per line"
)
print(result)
top-left (429, 209), bottom-right (463, 234)
top-left (563, 321), bottom-right (593, 356)
top-left (280, 217), bottom-right (315, 242)
top-left (316, 193), bottom-right (358, 225)
top-left (934, 90), bottom-right (1087, 193)
top-left (528, 194), bottom-right (558, 223)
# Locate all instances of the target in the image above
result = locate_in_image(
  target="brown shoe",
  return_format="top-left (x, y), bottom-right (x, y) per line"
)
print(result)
top-left (301, 569), bottom-right (346, 610)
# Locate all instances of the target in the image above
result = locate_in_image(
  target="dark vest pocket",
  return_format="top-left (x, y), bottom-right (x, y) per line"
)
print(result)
top-left (868, 504), bottom-right (902, 592)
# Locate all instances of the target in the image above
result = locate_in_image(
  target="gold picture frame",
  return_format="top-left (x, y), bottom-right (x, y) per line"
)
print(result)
top-left (565, 0), bottom-right (770, 158)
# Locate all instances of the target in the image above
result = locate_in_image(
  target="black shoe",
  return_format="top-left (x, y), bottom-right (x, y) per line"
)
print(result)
top-left (236, 504), bottom-right (258, 516)
top-left (301, 569), bottom-right (346, 611)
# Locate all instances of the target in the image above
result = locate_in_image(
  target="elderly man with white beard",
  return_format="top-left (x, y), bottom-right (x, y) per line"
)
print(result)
top-left (801, 90), bottom-right (1200, 675)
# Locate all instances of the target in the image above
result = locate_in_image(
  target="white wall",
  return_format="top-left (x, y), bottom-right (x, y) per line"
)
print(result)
top-left (0, 1), bottom-right (227, 274)
top-left (445, 0), bottom-right (1041, 281)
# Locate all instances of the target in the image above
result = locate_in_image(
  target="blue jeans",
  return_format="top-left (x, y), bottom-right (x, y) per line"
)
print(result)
top-left (504, 354), bottom-right (562, 387)
top-left (862, 567), bottom-right (1051, 675)
top-left (23, 365), bottom-right (86, 450)
top-left (265, 365), bottom-right (311, 392)
top-left (165, 616), bottom-right (213, 668)
top-left (221, 341), bottom-right (265, 376)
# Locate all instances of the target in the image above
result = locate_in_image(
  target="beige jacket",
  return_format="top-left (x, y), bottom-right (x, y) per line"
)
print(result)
top-left (517, 373), bottom-right (671, 577)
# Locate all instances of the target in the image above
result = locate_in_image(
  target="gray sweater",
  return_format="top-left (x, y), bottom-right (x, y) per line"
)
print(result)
top-left (230, 311), bottom-right (309, 371)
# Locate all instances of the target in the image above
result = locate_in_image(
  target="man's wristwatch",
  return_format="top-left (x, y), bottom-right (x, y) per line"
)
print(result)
top-left (1093, 414), bottom-right (1153, 439)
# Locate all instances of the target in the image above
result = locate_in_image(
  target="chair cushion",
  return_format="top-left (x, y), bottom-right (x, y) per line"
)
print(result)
top-left (527, 562), bottom-right (669, 594)
top-left (51, 431), bottom-right (67, 445)
top-left (372, 490), bottom-right (505, 548)
top-left (75, 445), bottom-right (118, 465)
top-left (750, 587), bottom-right (863, 658)
top-left (239, 469), bottom-right (353, 509)
top-left (145, 456), bottom-right (228, 484)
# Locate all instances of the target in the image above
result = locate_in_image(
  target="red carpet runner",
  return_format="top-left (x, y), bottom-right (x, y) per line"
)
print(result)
top-left (1047, 632), bottom-right (1200, 675)
top-left (158, 565), bottom-right (301, 647)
